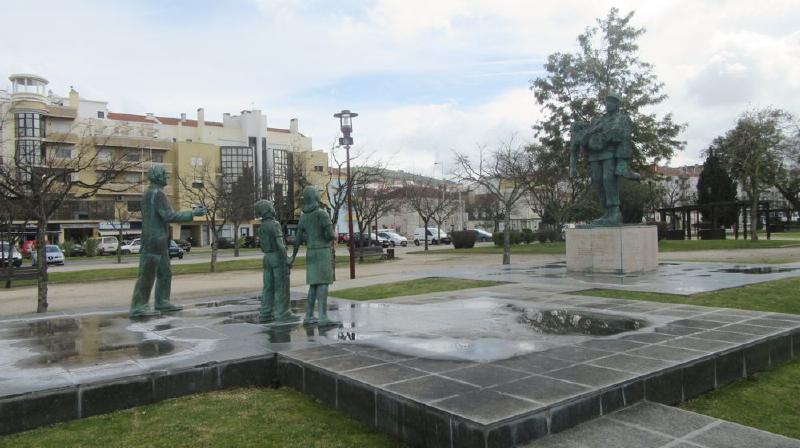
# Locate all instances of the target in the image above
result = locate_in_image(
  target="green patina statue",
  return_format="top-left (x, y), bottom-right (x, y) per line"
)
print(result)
top-left (255, 199), bottom-right (299, 324)
top-left (570, 92), bottom-right (641, 226)
top-left (129, 166), bottom-right (205, 318)
top-left (289, 186), bottom-right (337, 325)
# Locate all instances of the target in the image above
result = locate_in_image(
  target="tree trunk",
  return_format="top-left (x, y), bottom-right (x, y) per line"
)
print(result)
top-left (36, 217), bottom-right (48, 313)
top-left (750, 192), bottom-right (759, 241)
top-left (117, 226), bottom-right (123, 264)
top-left (423, 218), bottom-right (429, 251)
top-left (503, 213), bottom-right (511, 265)
top-left (210, 237), bottom-right (218, 272)
top-left (233, 224), bottom-right (240, 257)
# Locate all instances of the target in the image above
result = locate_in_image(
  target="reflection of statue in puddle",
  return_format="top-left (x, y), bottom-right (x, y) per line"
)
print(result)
top-left (255, 199), bottom-right (299, 324)
top-left (520, 309), bottom-right (643, 336)
top-left (288, 187), bottom-right (339, 326)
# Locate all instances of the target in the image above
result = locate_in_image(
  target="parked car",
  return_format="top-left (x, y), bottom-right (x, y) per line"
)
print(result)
top-left (31, 245), bottom-right (65, 266)
top-left (215, 237), bottom-right (235, 249)
top-left (473, 228), bottom-right (493, 242)
top-left (377, 230), bottom-right (407, 247)
top-left (337, 233), bottom-right (350, 244)
top-left (94, 236), bottom-right (119, 256)
top-left (0, 241), bottom-right (23, 267)
top-left (413, 227), bottom-right (451, 246)
top-left (21, 240), bottom-right (37, 257)
top-left (241, 236), bottom-right (258, 249)
top-left (352, 232), bottom-right (378, 248)
top-left (120, 238), bottom-right (142, 255)
top-left (168, 240), bottom-right (184, 259)
top-left (67, 243), bottom-right (86, 257)
top-left (174, 239), bottom-right (192, 252)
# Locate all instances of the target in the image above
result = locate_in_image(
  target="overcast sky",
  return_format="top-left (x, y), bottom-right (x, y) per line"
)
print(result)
top-left (2, 0), bottom-right (798, 176)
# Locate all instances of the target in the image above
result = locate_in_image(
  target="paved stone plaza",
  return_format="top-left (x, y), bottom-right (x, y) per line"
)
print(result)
top-left (1, 261), bottom-right (799, 447)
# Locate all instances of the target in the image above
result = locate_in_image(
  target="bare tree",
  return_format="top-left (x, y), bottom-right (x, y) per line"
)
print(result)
top-left (226, 166), bottom-right (257, 257)
top-left (400, 178), bottom-right (456, 251)
top-left (177, 161), bottom-right (228, 272)
top-left (0, 119), bottom-right (142, 312)
top-left (352, 178), bottom-right (399, 244)
top-left (431, 185), bottom-right (460, 239)
top-left (467, 193), bottom-right (502, 232)
top-left (0, 195), bottom-right (30, 276)
top-left (111, 200), bottom-right (135, 264)
top-left (454, 138), bottom-right (536, 264)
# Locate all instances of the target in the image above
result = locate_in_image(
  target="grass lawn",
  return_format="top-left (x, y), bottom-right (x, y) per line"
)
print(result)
top-left (408, 239), bottom-right (798, 256)
top-left (0, 388), bottom-right (403, 448)
top-left (331, 276), bottom-right (503, 301)
top-left (576, 276), bottom-right (800, 314)
top-left (682, 360), bottom-right (800, 440)
top-left (8, 255), bottom-right (391, 288)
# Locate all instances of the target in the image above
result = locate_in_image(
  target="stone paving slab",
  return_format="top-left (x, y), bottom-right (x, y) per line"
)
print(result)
top-left (526, 401), bottom-right (800, 448)
top-left (437, 261), bottom-right (800, 295)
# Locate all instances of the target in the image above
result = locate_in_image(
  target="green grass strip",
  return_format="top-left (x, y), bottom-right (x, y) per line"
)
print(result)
top-left (576, 277), bottom-right (800, 315)
top-left (7, 255), bottom-right (388, 288)
top-left (0, 388), bottom-right (402, 448)
top-left (331, 276), bottom-right (504, 301)
top-left (682, 360), bottom-right (800, 440)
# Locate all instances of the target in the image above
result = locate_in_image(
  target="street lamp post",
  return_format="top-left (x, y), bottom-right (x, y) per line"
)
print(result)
top-left (334, 110), bottom-right (358, 279)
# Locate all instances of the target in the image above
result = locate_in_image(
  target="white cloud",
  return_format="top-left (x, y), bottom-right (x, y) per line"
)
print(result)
top-left (1, 0), bottom-right (798, 170)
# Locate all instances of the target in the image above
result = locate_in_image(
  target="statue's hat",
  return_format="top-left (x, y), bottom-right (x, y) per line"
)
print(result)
top-left (605, 91), bottom-right (623, 102)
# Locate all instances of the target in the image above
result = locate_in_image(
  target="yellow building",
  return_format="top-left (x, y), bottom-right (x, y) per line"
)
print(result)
top-left (0, 73), bottom-right (328, 247)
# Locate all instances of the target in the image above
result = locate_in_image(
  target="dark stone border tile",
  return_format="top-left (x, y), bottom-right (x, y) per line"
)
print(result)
top-left (337, 378), bottom-right (375, 426)
top-left (0, 389), bottom-right (78, 435)
top-left (549, 395), bottom-right (601, 433)
top-left (645, 368), bottom-right (683, 405)
top-left (81, 375), bottom-right (154, 418)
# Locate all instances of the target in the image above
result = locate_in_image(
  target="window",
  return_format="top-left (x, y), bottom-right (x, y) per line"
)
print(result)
top-left (97, 111), bottom-right (105, 119)
top-left (127, 200), bottom-right (142, 212)
top-left (125, 152), bottom-right (140, 162)
top-left (124, 173), bottom-right (140, 184)
top-left (191, 157), bottom-right (204, 167)
top-left (16, 112), bottom-right (43, 138)
top-left (97, 149), bottom-right (112, 162)
top-left (54, 147), bottom-right (72, 159)
top-left (314, 165), bottom-right (324, 172)
top-left (192, 179), bottom-right (204, 189)
top-left (15, 140), bottom-right (41, 165)
top-left (151, 152), bottom-right (164, 163)
top-left (220, 146), bottom-right (254, 189)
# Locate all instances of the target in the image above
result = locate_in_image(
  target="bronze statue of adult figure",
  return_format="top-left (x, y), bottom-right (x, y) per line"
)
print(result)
top-left (129, 165), bottom-right (204, 318)
top-left (570, 92), bottom-right (640, 225)
top-left (288, 186), bottom-right (337, 325)
top-left (255, 199), bottom-right (298, 324)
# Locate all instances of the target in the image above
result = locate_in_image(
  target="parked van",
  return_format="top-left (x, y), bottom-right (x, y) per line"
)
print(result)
top-left (413, 227), bottom-right (450, 246)
top-left (94, 236), bottom-right (119, 255)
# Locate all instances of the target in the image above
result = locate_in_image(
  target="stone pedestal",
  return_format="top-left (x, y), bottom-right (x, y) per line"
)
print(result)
top-left (566, 225), bottom-right (658, 275)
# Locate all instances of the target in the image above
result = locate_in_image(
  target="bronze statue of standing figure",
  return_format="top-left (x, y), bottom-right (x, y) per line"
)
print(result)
top-left (255, 199), bottom-right (298, 324)
top-left (570, 92), bottom-right (640, 226)
top-left (289, 186), bottom-right (337, 325)
top-left (130, 165), bottom-right (204, 318)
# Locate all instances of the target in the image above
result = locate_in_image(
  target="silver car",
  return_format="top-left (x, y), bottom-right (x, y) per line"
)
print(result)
top-left (31, 245), bottom-right (65, 266)
top-left (0, 241), bottom-right (23, 267)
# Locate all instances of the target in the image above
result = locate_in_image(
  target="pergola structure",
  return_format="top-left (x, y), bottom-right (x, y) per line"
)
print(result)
top-left (656, 200), bottom-right (795, 240)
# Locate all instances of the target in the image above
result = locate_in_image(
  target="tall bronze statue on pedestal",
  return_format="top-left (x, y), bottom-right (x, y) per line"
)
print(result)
top-left (570, 92), bottom-right (640, 226)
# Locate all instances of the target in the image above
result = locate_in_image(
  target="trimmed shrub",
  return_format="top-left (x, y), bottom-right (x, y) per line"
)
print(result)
top-left (493, 231), bottom-right (522, 246)
top-left (84, 238), bottom-right (99, 257)
top-left (542, 228), bottom-right (561, 242)
top-left (536, 231), bottom-right (547, 243)
top-left (450, 230), bottom-right (477, 249)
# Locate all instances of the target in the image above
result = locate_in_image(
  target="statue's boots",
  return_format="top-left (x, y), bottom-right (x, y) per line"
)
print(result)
top-left (156, 303), bottom-right (183, 313)
top-left (615, 159), bottom-right (641, 181)
top-left (304, 294), bottom-right (318, 324)
top-left (605, 206), bottom-right (622, 225)
top-left (130, 307), bottom-right (161, 319)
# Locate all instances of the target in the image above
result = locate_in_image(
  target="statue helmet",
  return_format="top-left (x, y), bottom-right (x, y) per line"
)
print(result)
top-left (605, 91), bottom-right (623, 103)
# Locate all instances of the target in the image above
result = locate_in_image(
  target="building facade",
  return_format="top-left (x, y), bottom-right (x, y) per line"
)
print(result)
top-left (0, 73), bottom-right (326, 247)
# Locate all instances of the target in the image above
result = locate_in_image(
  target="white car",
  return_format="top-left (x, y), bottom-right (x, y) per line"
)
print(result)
top-left (413, 227), bottom-right (450, 246)
top-left (377, 230), bottom-right (408, 247)
top-left (120, 238), bottom-right (142, 255)
top-left (94, 236), bottom-right (119, 255)
top-left (473, 228), bottom-right (493, 242)
top-left (31, 245), bottom-right (65, 266)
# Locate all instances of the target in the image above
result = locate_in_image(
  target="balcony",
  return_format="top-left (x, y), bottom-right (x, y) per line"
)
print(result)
top-left (95, 183), bottom-right (145, 195)
top-left (94, 160), bottom-right (173, 173)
